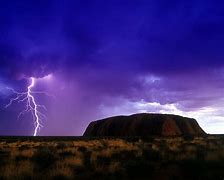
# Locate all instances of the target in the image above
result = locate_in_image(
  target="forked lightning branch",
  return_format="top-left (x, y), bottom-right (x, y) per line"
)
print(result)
top-left (5, 77), bottom-right (48, 136)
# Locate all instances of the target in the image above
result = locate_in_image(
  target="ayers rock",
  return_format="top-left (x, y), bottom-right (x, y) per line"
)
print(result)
top-left (83, 113), bottom-right (206, 137)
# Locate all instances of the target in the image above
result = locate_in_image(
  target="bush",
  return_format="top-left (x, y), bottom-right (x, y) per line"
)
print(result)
top-left (124, 159), bottom-right (154, 179)
top-left (59, 151), bottom-right (73, 157)
top-left (142, 148), bottom-right (161, 161)
top-left (97, 155), bottom-right (111, 166)
top-left (111, 150), bottom-right (137, 161)
top-left (78, 146), bottom-right (87, 153)
top-left (32, 148), bottom-right (57, 169)
top-left (56, 142), bottom-right (67, 149)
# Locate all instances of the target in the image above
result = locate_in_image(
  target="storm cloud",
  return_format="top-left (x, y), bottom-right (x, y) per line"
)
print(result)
top-left (0, 0), bottom-right (223, 135)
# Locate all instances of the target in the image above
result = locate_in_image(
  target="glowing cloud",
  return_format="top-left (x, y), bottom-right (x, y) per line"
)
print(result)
top-left (99, 98), bottom-right (224, 134)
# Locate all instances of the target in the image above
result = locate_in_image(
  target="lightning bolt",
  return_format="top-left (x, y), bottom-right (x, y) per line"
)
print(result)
top-left (28, 78), bottom-right (42, 136)
top-left (5, 77), bottom-right (49, 136)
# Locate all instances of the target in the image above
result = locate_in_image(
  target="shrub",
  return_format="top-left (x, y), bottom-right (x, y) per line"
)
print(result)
top-left (59, 151), bottom-right (73, 158)
top-left (142, 148), bottom-right (161, 161)
top-left (78, 146), bottom-right (87, 153)
top-left (97, 155), bottom-right (111, 166)
top-left (124, 159), bottom-right (154, 179)
top-left (56, 142), bottom-right (67, 149)
top-left (32, 148), bottom-right (57, 169)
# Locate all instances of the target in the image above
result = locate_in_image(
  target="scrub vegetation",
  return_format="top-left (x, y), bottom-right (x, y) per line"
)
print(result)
top-left (0, 136), bottom-right (223, 180)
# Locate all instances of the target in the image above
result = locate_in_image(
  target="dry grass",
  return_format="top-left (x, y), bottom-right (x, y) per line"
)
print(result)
top-left (0, 136), bottom-right (223, 179)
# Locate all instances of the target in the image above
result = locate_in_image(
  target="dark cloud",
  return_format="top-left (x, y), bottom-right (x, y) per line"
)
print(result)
top-left (0, 0), bottom-right (224, 135)
top-left (0, 0), bottom-right (223, 78)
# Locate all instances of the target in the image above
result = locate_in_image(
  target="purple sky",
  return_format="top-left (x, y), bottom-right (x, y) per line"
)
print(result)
top-left (0, 0), bottom-right (224, 135)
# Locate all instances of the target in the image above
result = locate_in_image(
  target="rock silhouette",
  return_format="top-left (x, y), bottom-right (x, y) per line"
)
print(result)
top-left (83, 113), bottom-right (206, 137)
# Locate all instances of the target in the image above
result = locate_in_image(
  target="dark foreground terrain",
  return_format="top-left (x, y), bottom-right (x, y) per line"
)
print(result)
top-left (0, 135), bottom-right (224, 180)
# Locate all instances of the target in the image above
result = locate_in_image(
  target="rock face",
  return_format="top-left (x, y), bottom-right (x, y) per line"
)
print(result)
top-left (83, 113), bottom-right (206, 137)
